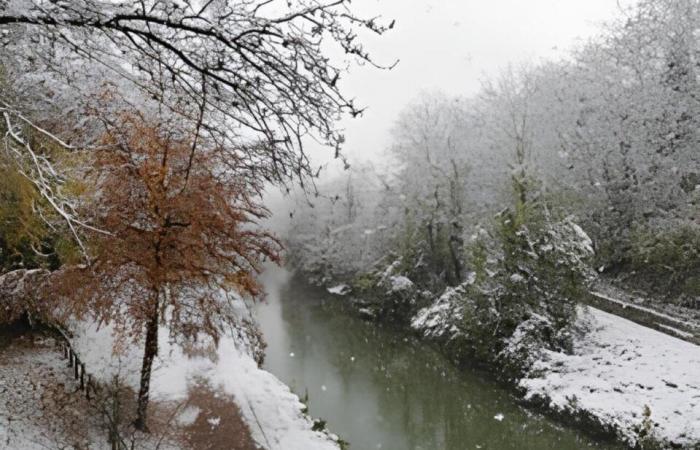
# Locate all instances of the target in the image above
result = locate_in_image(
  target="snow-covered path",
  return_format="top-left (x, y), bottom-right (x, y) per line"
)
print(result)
top-left (521, 306), bottom-right (700, 448)
top-left (69, 319), bottom-right (341, 450)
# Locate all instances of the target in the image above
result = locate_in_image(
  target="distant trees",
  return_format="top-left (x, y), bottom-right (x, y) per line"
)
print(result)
top-left (286, 0), bottom-right (700, 372)
top-left (549, 0), bottom-right (700, 288)
top-left (287, 162), bottom-right (392, 284)
top-left (389, 94), bottom-right (470, 287)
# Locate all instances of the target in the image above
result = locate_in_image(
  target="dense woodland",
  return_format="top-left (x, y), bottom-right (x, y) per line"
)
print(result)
top-left (288, 0), bottom-right (700, 374)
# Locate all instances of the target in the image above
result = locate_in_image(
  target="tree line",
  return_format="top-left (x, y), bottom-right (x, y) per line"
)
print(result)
top-left (288, 0), bottom-right (700, 373)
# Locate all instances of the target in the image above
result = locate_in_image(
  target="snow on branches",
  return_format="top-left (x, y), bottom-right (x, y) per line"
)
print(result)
top-left (0, 0), bottom-right (395, 188)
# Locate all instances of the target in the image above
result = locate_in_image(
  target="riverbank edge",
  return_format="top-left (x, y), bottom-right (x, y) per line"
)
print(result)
top-left (1, 313), bottom-right (344, 450)
top-left (293, 271), bottom-right (681, 450)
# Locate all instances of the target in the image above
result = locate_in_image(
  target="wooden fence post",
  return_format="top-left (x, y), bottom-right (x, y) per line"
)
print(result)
top-left (54, 332), bottom-right (99, 407)
top-left (80, 363), bottom-right (85, 390)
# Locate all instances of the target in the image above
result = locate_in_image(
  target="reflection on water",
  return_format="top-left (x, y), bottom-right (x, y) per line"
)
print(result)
top-left (256, 267), bottom-right (623, 450)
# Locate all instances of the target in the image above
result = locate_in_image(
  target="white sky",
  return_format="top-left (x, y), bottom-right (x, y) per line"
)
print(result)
top-left (312, 0), bottom-right (635, 172)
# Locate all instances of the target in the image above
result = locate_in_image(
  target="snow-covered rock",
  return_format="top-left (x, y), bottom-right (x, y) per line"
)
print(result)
top-left (387, 275), bottom-right (413, 293)
top-left (411, 284), bottom-right (466, 340)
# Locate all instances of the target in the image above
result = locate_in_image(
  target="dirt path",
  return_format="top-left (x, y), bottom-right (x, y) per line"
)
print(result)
top-left (176, 382), bottom-right (260, 450)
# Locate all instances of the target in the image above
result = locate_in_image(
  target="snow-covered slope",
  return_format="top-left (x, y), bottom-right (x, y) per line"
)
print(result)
top-left (68, 305), bottom-right (340, 450)
top-left (152, 334), bottom-right (341, 450)
top-left (520, 307), bottom-right (700, 447)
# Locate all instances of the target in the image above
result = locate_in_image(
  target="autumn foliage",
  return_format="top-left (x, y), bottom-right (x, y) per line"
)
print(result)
top-left (53, 112), bottom-right (281, 428)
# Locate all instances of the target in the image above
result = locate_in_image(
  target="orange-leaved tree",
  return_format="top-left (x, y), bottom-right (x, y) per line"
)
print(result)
top-left (56, 112), bottom-right (281, 430)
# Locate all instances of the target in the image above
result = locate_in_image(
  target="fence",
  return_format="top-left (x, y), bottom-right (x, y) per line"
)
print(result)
top-left (56, 335), bottom-right (94, 400)
top-left (52, 326), bottom-right (129, 450)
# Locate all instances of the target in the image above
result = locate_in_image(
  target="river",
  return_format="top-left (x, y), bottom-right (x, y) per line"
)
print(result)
top-left (256, 267), bottom-right (624, 450)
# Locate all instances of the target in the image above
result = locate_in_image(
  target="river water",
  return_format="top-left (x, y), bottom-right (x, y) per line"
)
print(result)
top-left (256, 268), bottom-right (623, 450)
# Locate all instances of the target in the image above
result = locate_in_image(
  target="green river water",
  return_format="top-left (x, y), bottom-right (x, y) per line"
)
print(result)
top-left (256, 268), bottom-right (624, 450)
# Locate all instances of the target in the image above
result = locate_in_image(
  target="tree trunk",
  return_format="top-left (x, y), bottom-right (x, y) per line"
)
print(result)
top-left (449, 229), bottom-right (464, 284)
top-left (134, 295), bottom-right (159, 432)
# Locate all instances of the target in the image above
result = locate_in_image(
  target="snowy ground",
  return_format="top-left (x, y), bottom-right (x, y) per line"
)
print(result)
top-left (590, 282), bottom-right (700, 343)
top-left (68, 303), bottom-right (341, 450)
top-left (520, 306), bottom-right (700, 448)
top-left (0, 334), bottom-right (100, 449)
top-left (152, 337), bottom-right (341, 450)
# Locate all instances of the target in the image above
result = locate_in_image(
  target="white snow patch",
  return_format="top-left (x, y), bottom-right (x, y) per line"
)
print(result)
top-left (520, 306), bottom-right (700, 447)
top-left (176, 405), bottom-right (201, 426)
top-left (207, 416), bottom-right (221, 428)
top-left (571, 222), bottom-right (594, 254)
top-left (509, 273), bottom-right (525, 283)
top-left (388, 275), bottom-right (413, 293)
top-left (327, 284), bottom-right (350, 296)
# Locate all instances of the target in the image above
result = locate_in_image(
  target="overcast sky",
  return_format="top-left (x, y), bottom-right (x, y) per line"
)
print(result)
top-left (311, 0), bottom-right (636, 173)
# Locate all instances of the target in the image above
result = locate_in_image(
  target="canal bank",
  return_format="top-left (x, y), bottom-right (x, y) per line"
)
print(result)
top-left (256, 267), bottom-right (626, 450)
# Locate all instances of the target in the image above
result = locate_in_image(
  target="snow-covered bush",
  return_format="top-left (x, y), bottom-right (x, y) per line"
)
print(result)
top-left (499, 313), bottom-right (559, 376)
top-left (463, 199), bottom-right (594, 373)
top-left (411, 186), bottom-right (595, 375)
top-left (345, 260), bottom-right (427, 324)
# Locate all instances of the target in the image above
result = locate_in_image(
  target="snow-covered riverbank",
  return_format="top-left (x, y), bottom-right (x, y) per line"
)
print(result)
top-left (149, 334), bottom-right (342, 450)
top-left (408, 286), bottom-right (700, 448)
top-left (64, 293), bottom-right (342, 450)
top-left (520, 307), bottom-right (700, 448)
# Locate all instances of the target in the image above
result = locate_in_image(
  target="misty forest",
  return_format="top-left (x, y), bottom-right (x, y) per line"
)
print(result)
top-left (0, 1), bottom-right (699, 449)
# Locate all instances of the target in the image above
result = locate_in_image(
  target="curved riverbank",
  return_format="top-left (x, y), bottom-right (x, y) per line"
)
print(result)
top-left (256, 267), bottom-right (627, 450)
top-left (272, 267), bottom-right (700, 450)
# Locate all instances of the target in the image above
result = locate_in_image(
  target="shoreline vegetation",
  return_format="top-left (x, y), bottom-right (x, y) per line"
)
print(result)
top-left (296, 269), bottom-right (700, 450)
